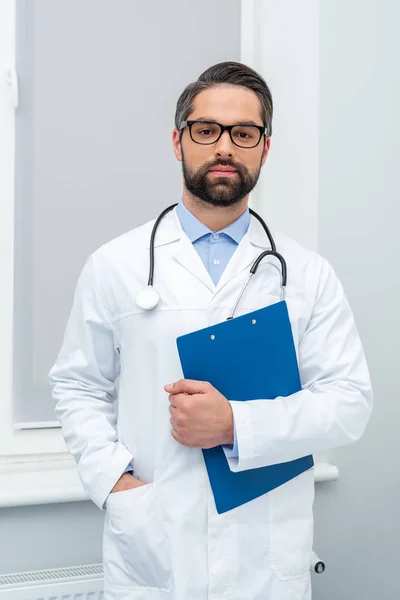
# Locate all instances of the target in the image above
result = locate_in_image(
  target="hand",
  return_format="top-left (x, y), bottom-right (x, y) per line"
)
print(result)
top-left (110, 472), bottom-right (146, 494)
top-left (164, 379), bottom-right (234, 449)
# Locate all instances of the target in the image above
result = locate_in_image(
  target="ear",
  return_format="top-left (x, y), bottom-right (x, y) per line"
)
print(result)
top-left (172, 128), bottom-right (183, 162)
top-left (260, 137), bottom-right (271, 167)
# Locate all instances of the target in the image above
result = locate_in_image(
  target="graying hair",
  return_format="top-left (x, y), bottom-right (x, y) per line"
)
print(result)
top-left (175, 61), bottom-right (273, 137)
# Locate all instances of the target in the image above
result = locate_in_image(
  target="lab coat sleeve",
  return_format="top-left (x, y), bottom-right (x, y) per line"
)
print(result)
top-left (225, 257), bottom-right (373, 473)
top-left (49, 253), bottom-right (133, 510)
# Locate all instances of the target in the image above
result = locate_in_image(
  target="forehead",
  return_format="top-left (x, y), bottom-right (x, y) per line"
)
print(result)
top-left (188, 84), bottom-right (263, 125)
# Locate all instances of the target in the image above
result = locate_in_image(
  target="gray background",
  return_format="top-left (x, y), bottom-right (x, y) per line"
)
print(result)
top-left (2, 2), bottom-right (399, 600)
top-left (13, 0), bottom-right (241, 424)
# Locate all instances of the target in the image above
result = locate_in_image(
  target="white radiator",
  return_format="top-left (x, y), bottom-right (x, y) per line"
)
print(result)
top-left (0, 563), bottom-right (104, 600)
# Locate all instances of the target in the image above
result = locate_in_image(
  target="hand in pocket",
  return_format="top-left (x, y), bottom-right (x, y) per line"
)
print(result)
top-left (110, 472), bottom-right (147, 494)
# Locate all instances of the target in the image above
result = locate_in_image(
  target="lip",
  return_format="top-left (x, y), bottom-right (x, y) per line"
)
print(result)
top-left (209, 166), bottom-right (237, 172)
top-left (208, 167), bottom-right (238, 176)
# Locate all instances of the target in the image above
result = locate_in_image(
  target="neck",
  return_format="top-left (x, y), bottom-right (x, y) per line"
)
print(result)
top-left (182, 188), bottom-right (249, 231)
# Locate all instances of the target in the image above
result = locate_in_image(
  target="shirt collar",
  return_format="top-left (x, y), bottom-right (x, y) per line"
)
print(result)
top-left (176, 199), bottom-right (250, 244)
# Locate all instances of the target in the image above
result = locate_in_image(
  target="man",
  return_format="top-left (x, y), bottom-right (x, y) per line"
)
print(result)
top-left (49, 62), bottom-right (372, 600)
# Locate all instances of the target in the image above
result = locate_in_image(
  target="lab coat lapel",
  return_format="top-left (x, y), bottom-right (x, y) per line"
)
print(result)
top-left (148, 207), bottom-right (215, 293)
top-left (215, 214), bottom-right (271, 292)
top-left (153, 206), bottom-right (271, 295)
top-left (172, 235), bottom-right (215, 293)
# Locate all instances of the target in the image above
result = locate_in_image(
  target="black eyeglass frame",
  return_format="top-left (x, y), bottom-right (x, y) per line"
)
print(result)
top-left (179, 120), bottom-right (268, 149)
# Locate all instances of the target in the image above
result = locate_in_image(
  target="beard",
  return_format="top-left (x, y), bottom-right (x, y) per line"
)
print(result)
top-left (181, 152), bottom-right (262, 208)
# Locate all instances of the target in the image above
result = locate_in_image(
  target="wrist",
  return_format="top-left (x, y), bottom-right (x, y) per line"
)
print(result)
top-left (221, 403), bottom-right (234, 445)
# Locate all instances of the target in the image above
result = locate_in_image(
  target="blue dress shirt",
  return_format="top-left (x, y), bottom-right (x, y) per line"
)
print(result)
top-left (124, 200), bottom-right (249, 474)
top-left (176, 199), bottom-right (250, 286)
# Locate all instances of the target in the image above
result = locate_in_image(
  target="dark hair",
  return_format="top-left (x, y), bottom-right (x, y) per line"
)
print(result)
top-left (174, 61), bottom-right (273, 136)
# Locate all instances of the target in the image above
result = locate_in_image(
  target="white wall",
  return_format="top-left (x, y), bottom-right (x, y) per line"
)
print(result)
top-left (253, 1), bottom-right (399, 597)
top-left (313, 2), bottom-right (399, 599)
top-left (247, 0), bottom-right (319, 251)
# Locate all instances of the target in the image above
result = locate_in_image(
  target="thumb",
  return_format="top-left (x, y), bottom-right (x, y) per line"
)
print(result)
top-left (164, 379), bottom-right (208, 395)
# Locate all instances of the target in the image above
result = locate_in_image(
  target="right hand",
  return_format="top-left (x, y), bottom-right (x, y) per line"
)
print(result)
top-left (110, 472), bottom-right (146, 494)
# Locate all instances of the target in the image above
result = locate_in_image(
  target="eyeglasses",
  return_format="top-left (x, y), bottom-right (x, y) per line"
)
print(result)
top-left (179, 120), bottom-right (267, 149)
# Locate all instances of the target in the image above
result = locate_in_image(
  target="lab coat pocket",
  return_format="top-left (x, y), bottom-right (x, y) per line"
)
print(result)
top-left (267, 469), bottom-right (315, 581)
top-left (103, 482), bottom-right (172, 591)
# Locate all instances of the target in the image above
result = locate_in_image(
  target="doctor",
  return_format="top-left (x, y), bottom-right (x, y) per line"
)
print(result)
top-left (49, 61), bottom-right (372, 600)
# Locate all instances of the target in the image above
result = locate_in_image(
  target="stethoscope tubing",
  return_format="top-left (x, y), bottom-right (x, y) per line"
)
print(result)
top-left (141, 203), bottom-right (287, 318)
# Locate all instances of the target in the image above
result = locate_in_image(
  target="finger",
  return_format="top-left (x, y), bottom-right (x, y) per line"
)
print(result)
top-left (164, 379), bottom-right (209, 395)
top-left (168, 393), bottom-right (194, 412)
top-left (169, 405), bottom-right (181, 421)
top-left (171, 428), bottom-right (181, 443)
top-left (168, 396), bottom-right (178, 408)
top-left (171, 428), bottom-right (191, 447)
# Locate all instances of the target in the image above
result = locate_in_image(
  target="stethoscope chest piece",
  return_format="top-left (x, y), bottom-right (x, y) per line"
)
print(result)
top-left (135, 286), bottom-right (160, 311)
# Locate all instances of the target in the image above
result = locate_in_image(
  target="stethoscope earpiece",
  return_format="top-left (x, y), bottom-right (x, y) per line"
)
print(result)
top-left (135, 286), bottom-right (160, 311)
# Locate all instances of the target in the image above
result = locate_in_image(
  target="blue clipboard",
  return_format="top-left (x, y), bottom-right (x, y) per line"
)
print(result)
top-left (176, 300), bottom-right (314, 514)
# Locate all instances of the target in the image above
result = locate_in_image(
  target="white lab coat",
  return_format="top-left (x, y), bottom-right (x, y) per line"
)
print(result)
top-left (49, 208), bottom-right (372, 600)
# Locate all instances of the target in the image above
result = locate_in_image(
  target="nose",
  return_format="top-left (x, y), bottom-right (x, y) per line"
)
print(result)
top-left (214, 129), bottom-right (235, 158)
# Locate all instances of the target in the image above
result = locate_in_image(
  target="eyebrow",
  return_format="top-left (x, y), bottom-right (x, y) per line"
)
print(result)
top-left (193, 116), bottom-right (263, 127)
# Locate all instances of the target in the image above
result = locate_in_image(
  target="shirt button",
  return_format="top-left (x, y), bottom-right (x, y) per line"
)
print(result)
top-left (213, 258), bottom-right (220, 266)
top-left (212, 233), bottom-right (220, 240)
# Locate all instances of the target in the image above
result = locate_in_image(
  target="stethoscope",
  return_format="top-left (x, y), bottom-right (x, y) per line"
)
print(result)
top-left (135, 203), bottom-right (287, 320)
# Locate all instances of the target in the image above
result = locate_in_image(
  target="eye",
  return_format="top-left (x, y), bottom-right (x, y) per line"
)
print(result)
top-left (199, 128), bottom-right (214, 137)
top-left (191, 122), bottom-right (220, 143)
top-left (231, 125), bottom-right (261, 146)
top-left (194, 125), bottom-right (219, 136)
top-left (234, 129), bottom-right (254, 140)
